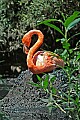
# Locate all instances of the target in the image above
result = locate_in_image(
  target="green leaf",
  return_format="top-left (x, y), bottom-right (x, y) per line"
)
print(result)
top-left (61, 49), bottom-right (68, 56)
top-left (43, 22), bottom-right (64, 36)
top-left (37, 18), bottom-right (64, 36)
top-left (67, 18), bottom-right (80, 31)
top-left (51, 87), bottom-right (57, 94)
top-left (75, 97), bottom-right (79, 104)
top-left (56, 39), bottom-right (61, 42)
top-left (69, 49), bottom-right (73, 54)
top-left (76, 53), bottom-right (80, 61)
top-left (37, 19), bottom-right (63, 25)
top-left (28, 82), bottom-right (40, 87)
top-left (36, 75), bottom-right (41, 82)
top-left (50, 76), bottom-right (56, 82)
top-left (64, 11), bottom-right (80, 27)
top-left (61, 38), bottom-right (66, 43)
top-left (62, 41), bottom-right (70, 49)
top-left (43, 74), bottom-right (49, 89)
top-left (61, 12), bottom-right (66, 21)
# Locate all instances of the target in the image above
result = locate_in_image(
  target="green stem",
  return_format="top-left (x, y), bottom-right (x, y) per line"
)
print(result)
top-left (53, 99), bottom-right (66, 114)
top-left (65, 28), bottom-right (67, 39)
top-left (52, 94), bottom-right (67, 101)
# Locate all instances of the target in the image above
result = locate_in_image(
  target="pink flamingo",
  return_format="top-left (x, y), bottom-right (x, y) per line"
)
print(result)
top-left (22, 30), bottom-right (64, 74)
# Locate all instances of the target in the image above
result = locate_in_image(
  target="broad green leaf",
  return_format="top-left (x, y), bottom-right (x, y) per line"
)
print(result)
top-left (43, 22), bottom-right (64, 36)
top-left (43, 81), bottom-right (48, 89)
top-left (51, 87), bottom-right (57, 94)
top-left (60, 38), bottom-right (70, 49)
top-left (37, 19), bottom-right (63, 25)
top-left (60, 38), bottom-right (66, 43)
top-left (36, 75), bottom-right (41, 82)
top-left (56, 39), bottom-right (61, 42)
top-left (61, 49), bottom-right (68, 56)
top-left (43, 74), bottom-right (49, 89)
top-left (75, 97), bottom-right (79, 104)
top-left (62, 41), bottom-right (70, 49)
top-left (50, 76), bottom-right (56, 82)
top-left (69, 49), bottom-right (73, 54)
top-left (28, 82), bottom-right (40, 87)
top-left (44, 74), bottom-right (49, 81)
top-left (64, 11), bottom-right (80, 27)
top-left (67, 18), bottom-right (80, 31)
top-left (76, 53), bottom-right (80, 61)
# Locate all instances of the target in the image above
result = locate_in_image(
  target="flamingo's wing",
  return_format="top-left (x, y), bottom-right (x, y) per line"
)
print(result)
top-left (32, 51), bottom-right (64, 74)
top-left (33, 51), bottom-right (57, 66)
top-left (44, 51), bottom-right (64, 67)
top-left (34, 51), bottom-right (64, 67)
top-left (33, 51), bottom-right (44, 66)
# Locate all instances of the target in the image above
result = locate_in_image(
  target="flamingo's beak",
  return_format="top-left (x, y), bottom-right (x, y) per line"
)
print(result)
top-left (23, 44), bottom-right (29, 54)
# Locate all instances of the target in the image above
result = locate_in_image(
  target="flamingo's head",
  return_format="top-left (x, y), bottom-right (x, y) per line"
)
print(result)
top-left (22, 32), bottom-right (32, 54)
top-left (22, 32), bottom-right (31, 47)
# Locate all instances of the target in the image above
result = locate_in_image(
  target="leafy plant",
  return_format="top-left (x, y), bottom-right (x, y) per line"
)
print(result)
top-left (29, 63), bottom-right (80, 119)
top-left (29, 73), bottom-right (66, 114)
top-left (31, 11), bottom-right (80, 119)
top-left (38, 11), bottom-right (80, 62)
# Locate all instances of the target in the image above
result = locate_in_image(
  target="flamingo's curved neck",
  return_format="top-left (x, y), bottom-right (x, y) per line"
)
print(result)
top-left (27, 30), bottom-right (44, 68)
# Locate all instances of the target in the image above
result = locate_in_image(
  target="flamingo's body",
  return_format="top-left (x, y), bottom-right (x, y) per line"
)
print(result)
top-left (22, 30), bottom-right (64, 74)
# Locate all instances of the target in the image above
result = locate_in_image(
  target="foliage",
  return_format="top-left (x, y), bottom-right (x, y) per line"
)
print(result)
top-left (19, 0), bottom-right (80, 27)
top-left (29, 12), bottom-right (80, 119)
top-left (38, 11), bottom-right (80, 62)
top-left (0, 0), bottom-right (22, 53)
top-left (0, 112), bottom-right (9, 120)
top-left (0, 0), bottom-right (80, 53)
top-left (19, 0), bottom-right (56, 27)
top-left (29, 60), bottom-right (80, 119)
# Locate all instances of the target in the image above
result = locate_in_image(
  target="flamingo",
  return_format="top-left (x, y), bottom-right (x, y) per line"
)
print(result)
top-left (22, 30), bottom-right (64, 74)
